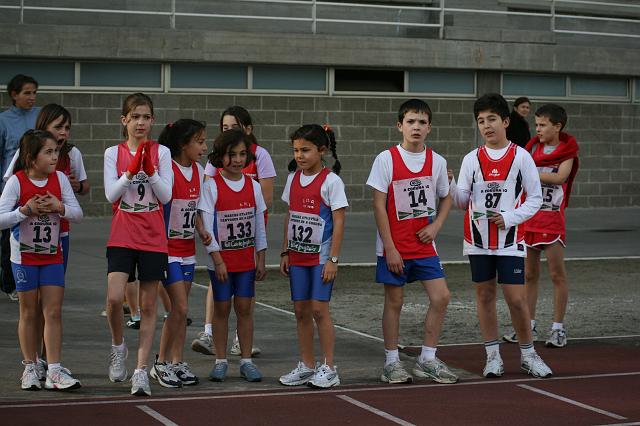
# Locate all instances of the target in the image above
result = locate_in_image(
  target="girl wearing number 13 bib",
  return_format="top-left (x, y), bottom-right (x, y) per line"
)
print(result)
top-left (279, 124), bottom-right (347, 389)
top-left (0, 130), bottom-right (83, 391)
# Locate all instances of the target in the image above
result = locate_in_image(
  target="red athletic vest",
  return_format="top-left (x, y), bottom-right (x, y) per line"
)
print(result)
top-left (213, 174), bottom-right (257, 272)
top-left (386, 146), bottom-right (437, 259)
top-left (107, 141), bottom-right (167, 253)
top-left (165, 161), bottom-right (201, 257)
top-left (15, 171), bottom-right (63, 265)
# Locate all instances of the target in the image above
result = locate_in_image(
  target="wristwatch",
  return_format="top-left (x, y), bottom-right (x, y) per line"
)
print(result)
top-left (329, 256), bottom-right (339, 264)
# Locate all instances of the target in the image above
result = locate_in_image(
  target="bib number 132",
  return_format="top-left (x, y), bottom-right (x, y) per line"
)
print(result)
top-left (291, 225), bottom-right (312, 243)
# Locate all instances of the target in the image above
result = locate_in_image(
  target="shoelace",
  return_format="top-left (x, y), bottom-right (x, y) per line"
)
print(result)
top-left (110, 349), bottom-right (125, 367)
top-left (131, 370), bottom-right (147, 385)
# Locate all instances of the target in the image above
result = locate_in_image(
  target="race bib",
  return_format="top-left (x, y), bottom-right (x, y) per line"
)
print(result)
top-left (472, 180), bottom-right (509, 220)
top-left (19, 214), bottom-right (60, 254)
top-left (119, 172), bottom-right (159, 212)
top-left (216, 207), bottom-right (255, 250)
top-left (538, 166), bottom-right (564, 211)
top-left (168, 199), bottom-right (198, 239)
top-left (392, 176), bottom-right (436, 220)
top-left (287, 211), bottom-right (325, 254)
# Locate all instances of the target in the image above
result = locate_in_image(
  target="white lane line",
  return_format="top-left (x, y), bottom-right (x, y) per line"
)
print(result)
top-left (594, 422), bottom-right (640, 426)
top-left (137, 405), bottom-right (180, 426)
top-left (337, 394), bottom-right (415, 426)
top-left (2, 372), bottom-right (639, 409)
top-left (518, 384), bottom-right (627, 420)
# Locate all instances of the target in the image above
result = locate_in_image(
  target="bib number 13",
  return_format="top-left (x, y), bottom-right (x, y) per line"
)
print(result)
top-left (33, 225), bottom-right (52, 243)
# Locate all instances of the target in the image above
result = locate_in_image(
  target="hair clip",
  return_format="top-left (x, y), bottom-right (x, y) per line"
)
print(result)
top-left (168, 122), bottom-right (173, 128)
top-left (322, 124), bottom-right (332, 132)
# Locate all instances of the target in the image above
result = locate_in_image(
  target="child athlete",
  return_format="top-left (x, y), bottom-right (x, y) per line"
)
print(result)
top-left (198, 129), bottom-right (267, 382)
top-left (104, 93), bottom-right (173, 396)
top-left (279, 124), bottom-right (347, 389)
top-left (149, 119), bottom-right (207, 388)
top-left (0, 130), bottom-right (83, 390)
top-left (193, 106), bottom-right (275, 357)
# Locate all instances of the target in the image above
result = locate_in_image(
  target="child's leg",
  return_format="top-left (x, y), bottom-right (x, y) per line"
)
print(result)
top-left (545, 243), bottom-right (568, 324)
top-left (106, 272), bottom-right (129, 345)
top-left (125, 280), bottom-right (139, 316)
top-left (158, 281), bottom-right (188, 363)
top-left (525, 248), bottom-right (542, 320)
top-left (36, 291), bottom-right (45, 358)
top-left (213, 300), bottom-right (231, 356)
top-left (234, 296), bottom-right (253, 359)
top-left (205, 282), bottom-right (214, 331)
top-left (382, 285), bottom-right (404, 350)
top-left (311, 300), bottom-right (334, 366)
top-left (475, 280), bottom-right (498, 341)
top-left (502, 285), bottom-right (533, 344)
top-left (18, 289), bottom-right (39, 362)
top-left (158, 283), bottom-right (172, 315)
top-left (39, 285), bottom-right (65, 364)
top-left (136, 280), bottom-right (159, 369)
top-left (421, 278), bottom-right (450, 348)
top-left (293, 300), bottom-right (315, 367)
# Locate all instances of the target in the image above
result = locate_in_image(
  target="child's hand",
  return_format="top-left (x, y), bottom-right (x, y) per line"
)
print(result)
top-left (68, 175), bottom-right (81, 193)
top-left (37, 191), bottom-right (64, 214)
top-left (321, 261), bottom-right (337, 283)
top-left (416, 222), bottom-right (439, 244)
top-left (279, 254), bottom-right (289, 277)
top-left (214, 261), bottom-right (228, 283)
top-left (256, 263), bottom-right (266, 281)
top-left (199, 231), bottom-right (212, 246)
top-left (385, 247), bottom-right (404, 276)
top-left (142, 143), bottom-right (155, 177)
top-left (126, 142), bottom-right (145, 176)
top-left (447, 169), bottom-right (454, 184)
top-left (488, 213), bottom-right (506, 229)
top-left (21, 196), bottom-right (43, 216)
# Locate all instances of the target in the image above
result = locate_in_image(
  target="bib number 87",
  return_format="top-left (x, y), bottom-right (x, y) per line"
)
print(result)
top-left (291, 225), bottom-right (312, 243)
top-left (226, 221), bottom-right (252, 240)
top-left (484, 192), bottom-right (502, 209)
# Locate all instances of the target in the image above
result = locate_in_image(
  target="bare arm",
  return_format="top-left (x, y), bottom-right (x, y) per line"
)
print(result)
top-left (373, 189), bottom-right (403, 275)
top-left (539, 158), bottom-right (574, 185)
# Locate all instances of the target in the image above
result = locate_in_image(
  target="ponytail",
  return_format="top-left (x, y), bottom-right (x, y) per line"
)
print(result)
top-left (323, 124), bottom-right (341, 176)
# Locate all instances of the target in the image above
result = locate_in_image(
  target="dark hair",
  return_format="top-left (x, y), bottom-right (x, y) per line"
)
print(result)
top-left (13, 130), bottom-right (56, 174)
top-left (219, 105), bottom-right (258, 147)
top-left (535, 103), bottom-right (567, 131)
top-left (158, 119), bottom-right (206, 158)
top-left (208, 129), bottom-right (254, 169)
top-left (121, 93), bottom-right (154, 137)
top-left (36, 103), bottom-right (74, 161)
top-left (287, 124), bottom-right (341, 175)
top-left (397, 99), bottom-right (433, 124)
top-left (474, 93), bottom-right (510, 120)
top-left (6, 74), bottom-right (38, 105)
top-left (513, 97), bottom-right (531, 108)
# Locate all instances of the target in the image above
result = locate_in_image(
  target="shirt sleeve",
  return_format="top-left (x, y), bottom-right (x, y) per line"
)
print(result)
top-left (253, 180), bottom-right (267, 215)
top-left (0, 175), bottom-right (26, 229)
top-left (323, 173), bottom-right (349, 211)
top-left (501, 150), bottom-right (543, 229)
top-left (103, 146), bottom-right (130, 203)
top-left (280, 173), bottom-right (295, 205)
top-left (3, 149), bottom-right (19, 182)
top-left (148, 145), bottom-right (173, 205)
top-left (255, 146), bottom-right (277, 179)
top-left (197, 180), bottom-right (220, 253)
top-left (204, 161), bottom-right (217, 178)
top-left (58, 171), bottom-right (83, 223)
top-left (366, 151), bottom-right (392, 194)
top-left (432, 153), bottom-right (450, 198)
top-left (450, 152), bottom-right (474, 210)
top-left (70, 147), bottom-right (88, 182)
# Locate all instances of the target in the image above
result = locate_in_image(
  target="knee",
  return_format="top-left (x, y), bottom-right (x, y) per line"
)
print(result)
top-left (549, 270), bottom-right (566, 285)
top-left (43, 306), bottom-right (62, 323)
top-left (293, 306), bottom-right (310, 322)
top-left (476, 288), bottom-right (496, 306)
top-left (235, 303), bottom-right (252, 319)
top-left (106, 296), bottom-right (122, 310)
top-left (525, 270), bottom-right (538, 283)
top-left (172, 301), bottom-right (188, 319)
top-left (312, 307), bottom-right (326, 323)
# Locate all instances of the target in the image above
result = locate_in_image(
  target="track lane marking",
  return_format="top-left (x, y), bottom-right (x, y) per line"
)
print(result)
top-left (337, 395), bottom-right (415, 426)
top-left (518, 384), bottom-right (627, 420)
top-left (137, 405), bottom-right (180, 426)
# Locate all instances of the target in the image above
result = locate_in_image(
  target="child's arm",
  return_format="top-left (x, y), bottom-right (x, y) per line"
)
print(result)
top-left (497, 154), bottom-right (543, 229)
top-left (322, 207), bottom-right (345, 283)
top-left (280, 212), bottom-right (290, 277)
top-left (56, 172), bottom-right (83, 223)
top-left (539, 158), bottom-right (574, 185)
top-left (103, 147), bottom-right (130, 203)
top-left (416, 194), bottom-right (451, 244)
top-left (255, 250), bottom-right (266, 281)
top-left (70, 147), bottom-right (90, 195)
top-left (449, 155), bottom-right (473, 210)
top-left (0, 177), bottom-right (41, 229)
top-left (254, 188), bottom-right (268, 281)
top-left (195, 212), bottom-right (212, 246)
top-left (373, 189), bottom-right (403, 275)
top-left (147, 146), bottom-right (173, 205)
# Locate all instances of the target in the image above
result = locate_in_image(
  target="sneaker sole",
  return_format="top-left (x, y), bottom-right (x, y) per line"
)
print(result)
top-left (109, 371), bottom-right (128, 383)
top-left (209, 376), bottom-right (225, 382)
top-left (45, 382), bottom-right (82, 391)
top-left (521, 366), bottom-right (552, 378)
top-left (241, 375), bottom-right (262, 382)
top-left (150, 368), bottom-right (182, 388)
top-left (191, 341), bottom-right (215, 356)
top-left (279, 377), bottom-right (312, 386)
top-left (21, 384), bottom-right (42, 391)
top-left (308, 378), bottom-right (340, 389)
top-left (483, 370), bottom-right (504, 378)
top-left (412, 368), bottom-right (458, 384)
top-left (179, 378), bottom-right (199, 386)
top-left (380, 374), bottom-right (413, 384)
top-left (545, 341), bottom-right (567, 348)
top-left (131, 388), bottom-right (151, 396)
top-left (502, 335), bottom-right (518, 343)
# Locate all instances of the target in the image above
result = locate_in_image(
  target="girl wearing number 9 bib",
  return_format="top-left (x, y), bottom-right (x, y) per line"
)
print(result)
top-left (279, 124), bottom-right (347, 389)
top-left (0, 130), bottom-right (83, 391)
top-left (198, 129), bottom-right (267, 382)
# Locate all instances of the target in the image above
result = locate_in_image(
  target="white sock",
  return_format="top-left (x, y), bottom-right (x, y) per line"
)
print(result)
top-left (384, 349), bottom-right (399, 366)
top-left (134, 368), bottom-right (146, 374)
top-left (240, 358), bottom-right (253, 366)
top-left (484, 340), bottom-right (501, 357)
top-left (552, 322), bottom-right (564, 330)
top-left (530, 319), bottom-right (537, 329)
top-left (419, 346), bottom-right (437, 363)
top-left (48, 362), bottom-right (61, 371)
top-left (204, 323), bottom-right (212, 336)
top-left (112, 339), bottom-right (126, 350)
top-left (215, 359), bottom-right (228, 365)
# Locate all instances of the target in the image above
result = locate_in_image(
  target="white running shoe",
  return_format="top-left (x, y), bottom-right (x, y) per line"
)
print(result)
top-left (381, 360), bottom-right (413, 384)
top-left (308, 364), bottom-right (340, 388)
top-left (483, 352), bottom-right (504, 378)
top-left (150, 357), bottom-right (182, 388)
top-left (279, 362), bottom-right (316, 386)
top-left (45, 367), bottom-right (81, 391)
top-left (35, 358), bottom-right (47, 381)
top-left (230, 332), bottom-right (261, 357)
top-left (503, 326), bottom-right (538, 343)
top-left (172, 362), bottom-right (199, 385)
top-left (545, 328), bottom-right (567, 348)
top-left (413, 357), bottom-right (458, 384)
top-left (108, 344), bottom-right (128, 382)
top-left (191, 331), bottom-right (215, 356)
top-left (21, 362), bottom-right (41, 391)
top-left (131, 369), bottom-right (151, 396)
top-left (521, 352), bottom-right (553, 378)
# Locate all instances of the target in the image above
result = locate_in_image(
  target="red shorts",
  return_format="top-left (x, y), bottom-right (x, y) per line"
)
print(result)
top-left (525, 231), bottom-right (565, 249)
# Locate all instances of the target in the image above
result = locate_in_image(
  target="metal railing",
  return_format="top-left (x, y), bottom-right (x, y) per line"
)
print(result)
top-left (0, 0), bottom-right (638, 39)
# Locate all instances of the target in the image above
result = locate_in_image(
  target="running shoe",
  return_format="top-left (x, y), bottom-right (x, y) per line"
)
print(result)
top-left (545, 328), bottom-right (567, 348)
top-left (209, 362), bottom-right (228, 382)
top-left (279, 361), bottom-right (316, 386)
top-left (413, 357), bottom-right (458, 384)
top-left (126, 316), bottom-right (140, 330)
top-left (483, 352), bottom-right (504, 378)
top-left (150, 357), bottom-right (182, 388)
top-left (230, 332), bottom-right (261, 356)
top-left (21, 362), bottom-right (41, 391)
top-left (108, 344), bottom-right (128, 382)
top-left (308, 364), bottom-right (340, 388)
top-left (8, 290), bottom-right (19, 302)
top-left (240, 362), bottom-right (263, 382)
top-left (521, 352), bottom-right (553, 378)
top-left (35, 358), bottom-right (47, 381)
top-left (191, 331), bottom-right (215, 356)
top-left (381, 360), bottom-right (412, 384)
top-left (131, 369), bottom-right (151, 396)
top-left (45, 367), bottom-right (81, 391)
top-left (502, 326), bottom-right (538, 343)
top-left (173, 362), bottom-right (199, 385)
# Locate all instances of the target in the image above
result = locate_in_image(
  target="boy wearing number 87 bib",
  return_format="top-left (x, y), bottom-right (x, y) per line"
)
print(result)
top-left (367, 99), bottom-right (458, 385)
top-left (198, 129), bottom-right (267, 383)
top-left (449, 93), bottom-right (552, 379)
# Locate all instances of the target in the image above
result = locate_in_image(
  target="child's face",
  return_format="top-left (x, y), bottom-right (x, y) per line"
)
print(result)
top-left (293, 138), bottom-right (324, 174)
top-left (11, 83), bottom-right (37, 110)
top-left (397, 111), bottom-right (431, 146)
top-left (46, 115), bottom-right (71, 147)
top-left (535, 115), bottom-right (562, 144)
top-left (515, 102), bottom-right (531, 118)
top-left (32, 138), bottom-right (59, 175)
top-left (183, 130), bottom-right (208, 163)
top-left (121, 105), bottom-right (153, 141)
top-left (221, 115), bottom-right (252, 135)
top-left (476, 110), bottom-right (509, 146)
top-left (222, 142), bottom-right (248, 177)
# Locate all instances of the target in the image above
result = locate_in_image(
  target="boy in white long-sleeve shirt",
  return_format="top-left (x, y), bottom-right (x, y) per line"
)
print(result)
top-left (449, 93), bottom-right (552, 379)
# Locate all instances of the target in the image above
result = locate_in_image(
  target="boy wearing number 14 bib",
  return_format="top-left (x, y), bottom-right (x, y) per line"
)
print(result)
top-left (367, 99), bottom-right (458, 385)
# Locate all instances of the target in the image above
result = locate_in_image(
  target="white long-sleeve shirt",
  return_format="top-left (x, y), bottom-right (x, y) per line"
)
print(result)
top-left (103, 143), bottom-right (173, 205)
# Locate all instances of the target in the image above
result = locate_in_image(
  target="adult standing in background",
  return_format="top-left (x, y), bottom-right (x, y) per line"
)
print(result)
top-left (506, 96), bottom-right (531, 148)
top-left (0, 74), bottom-right (40, 301)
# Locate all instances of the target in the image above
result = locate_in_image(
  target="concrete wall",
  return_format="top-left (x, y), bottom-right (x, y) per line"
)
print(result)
top-left (2, 91), bottom-right (637, 215)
